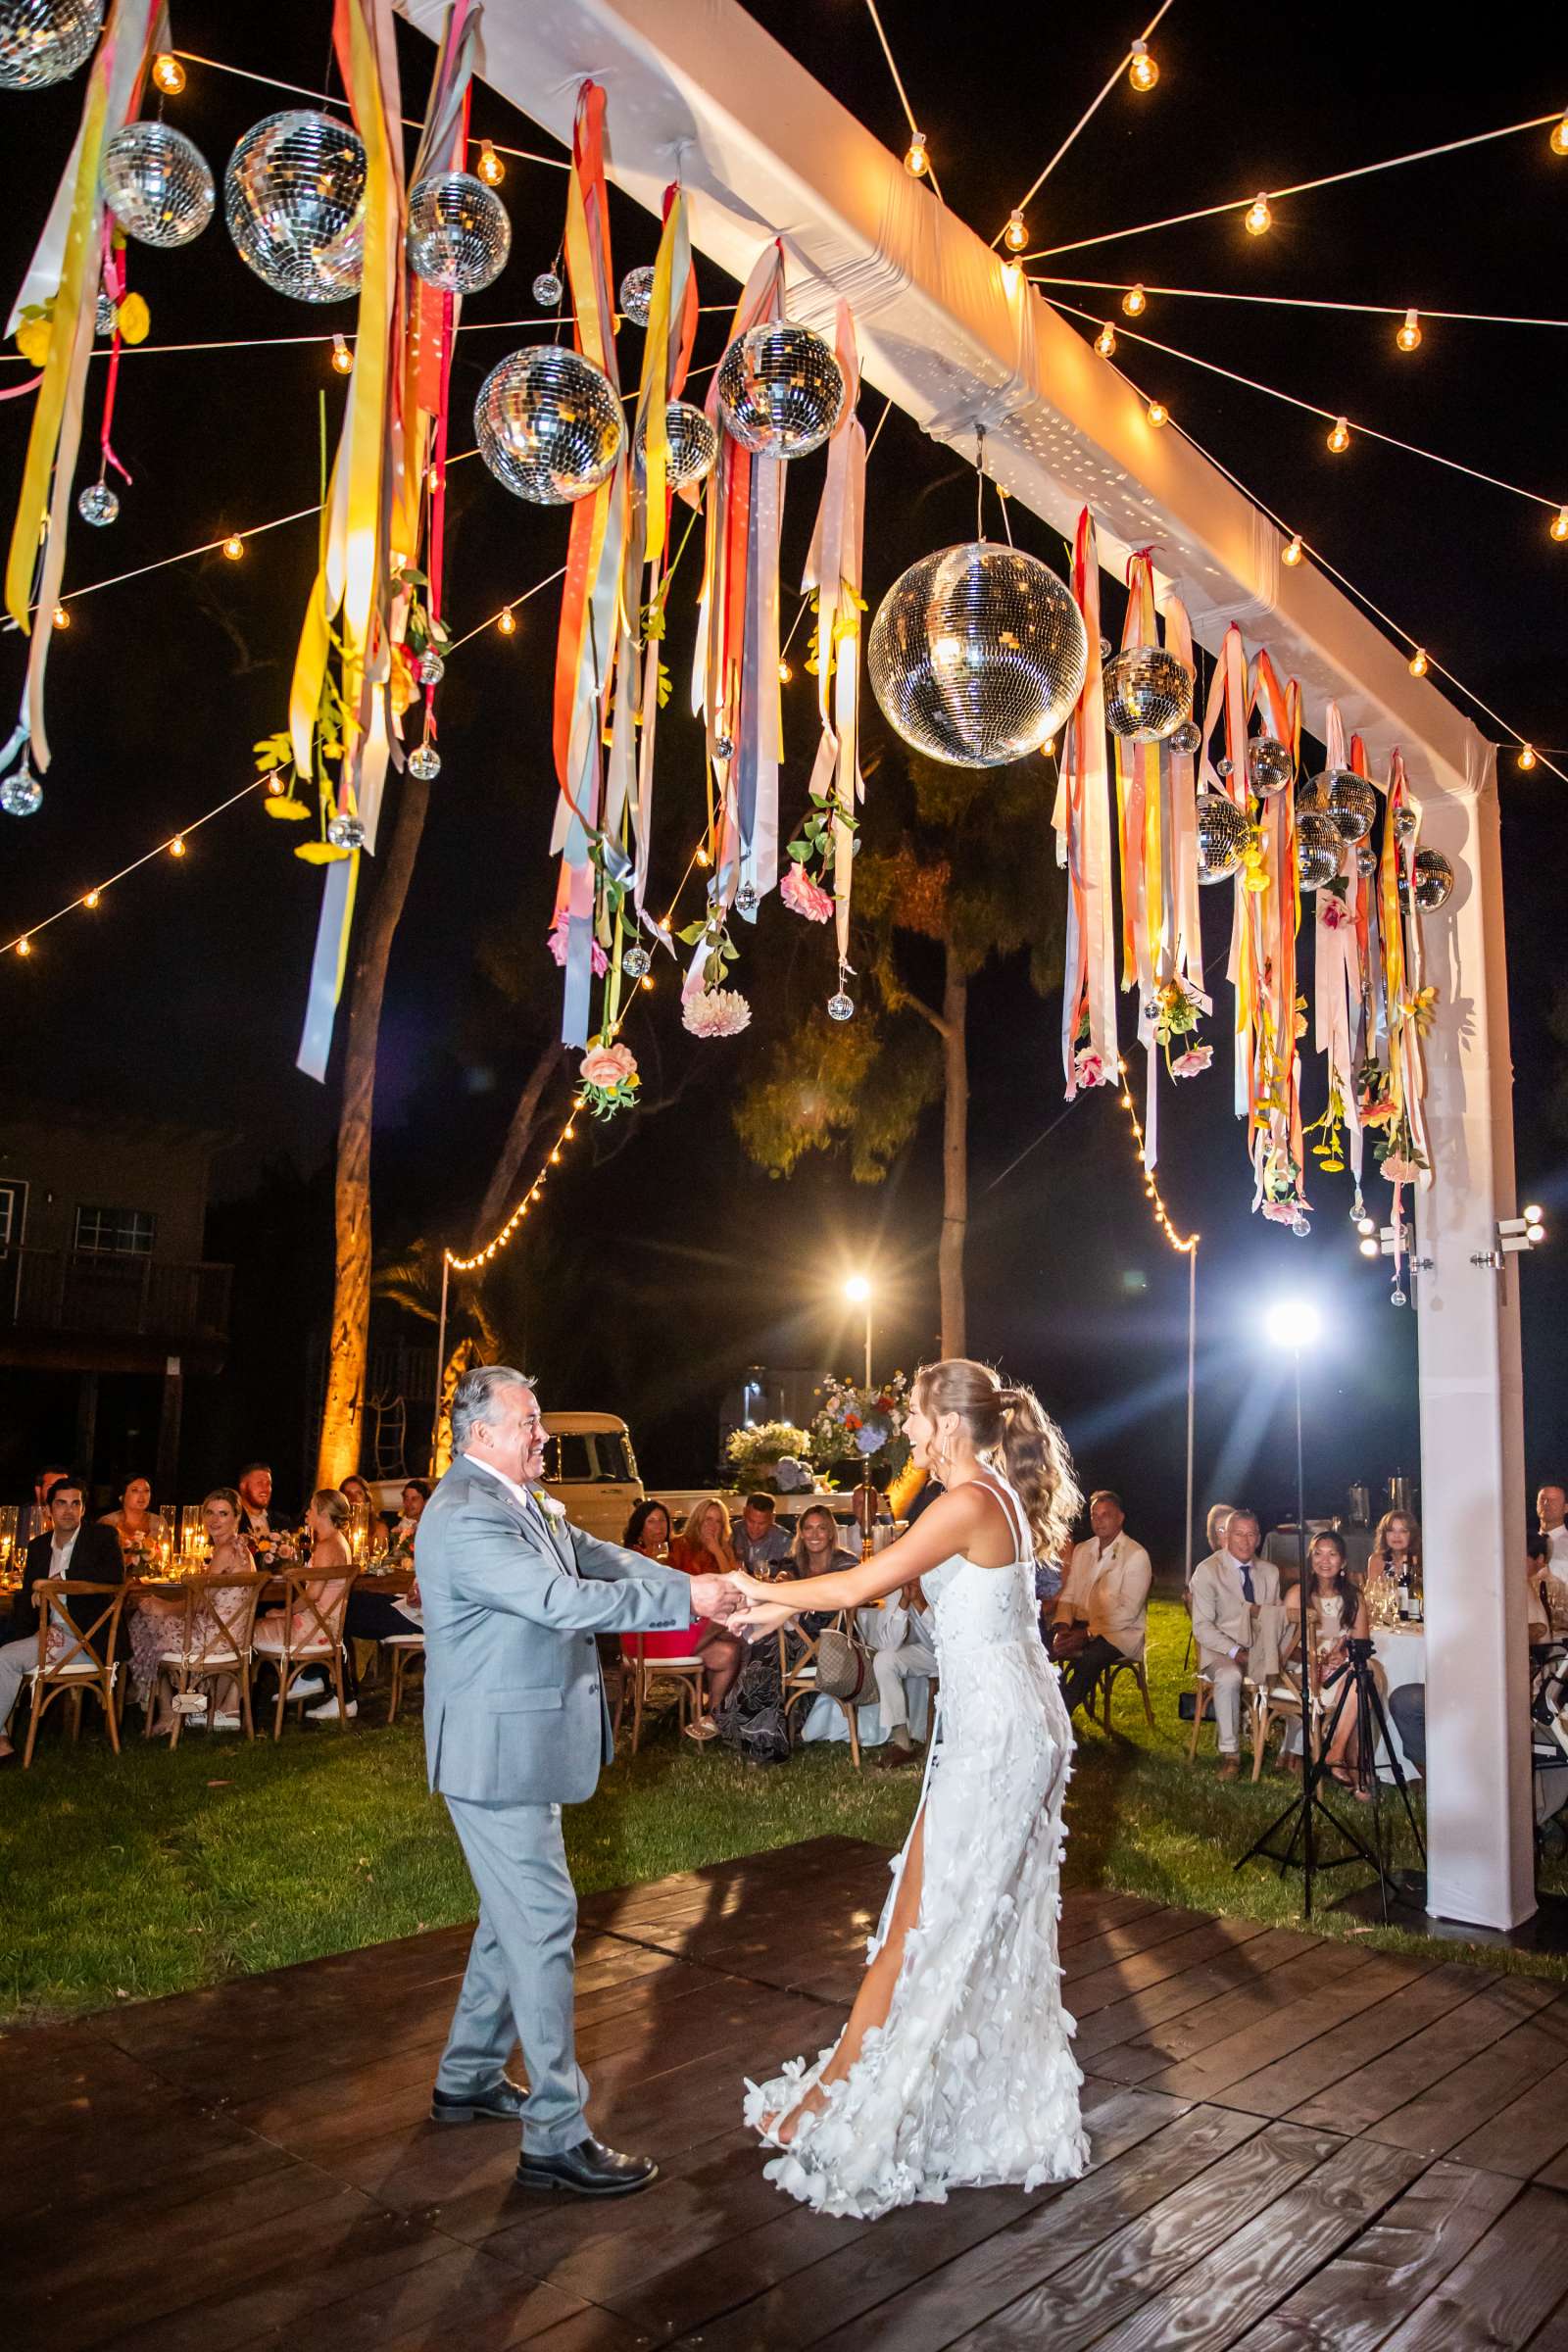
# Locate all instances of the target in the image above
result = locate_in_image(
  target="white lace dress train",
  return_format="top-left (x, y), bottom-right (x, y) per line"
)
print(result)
top-left (743, 1473), bottom-right (1088, 2219)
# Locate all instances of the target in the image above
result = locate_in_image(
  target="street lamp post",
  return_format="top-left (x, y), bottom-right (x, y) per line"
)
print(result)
top-left (844, 1274), bottom-right (872, 1388)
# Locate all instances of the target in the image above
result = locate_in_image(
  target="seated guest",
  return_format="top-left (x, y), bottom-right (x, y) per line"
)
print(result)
top-left (253, 1491), bottom-right (356, 1708)
top-left (100, 1474), bottom-right (160, 1569)
top-left (389, 1478), bottom-right (429, 1558)
top-left (19, 1463), bottom-right (70, 1552)
top-left (731, 1492), bottom-right (793, 1576)
top-left (1527, 1532), bottom-right (1568, 1646)
top-left (236, 1460), bottom-right (287, 1556)
top-left (618, 1501), bottom-right (690, 1663)
top-left (791, 1500), bottom-right (859, 1634)
top-left (664, 1498), bottom-right (745, 1735)
top-left (0, 1476), bottom-right (124, 1763)
top-left (1540, 1485), bottom-right (1568, 1573)
top-left (860, 1579), bottom-right (937, 1771)
top-left (129, 1487), bottom-right (250, 1735)
top-left (1388, 1680), bottom-right (1426, 1777)
top-left (314, 1494), bottom-right (417, 1722)
top-left (1052, 1490), bottom-right (1152, 1718)
top-left (1366, 1507), bottom-right (1421, 1611)
top-left (1302, 1530), bottom-right (1372, 1797)
top-left (340, 1473), bottom-right (388, 1559)
top-left (1190, 1506), bottom-right (1282, 1781)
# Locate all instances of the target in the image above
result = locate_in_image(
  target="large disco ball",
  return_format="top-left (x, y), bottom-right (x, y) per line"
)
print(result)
top-left (1249, 735), bottom-right (1294, 797)
top-left (634, 398), bottom-right (718, 492)
top-left (1298, 809), bottom-right (1340, 891)
top-left (100, 122), bottom-right (215, 249)
top-left (1196, 792), bottom-right (1248, 883)
top-left (475, 346), bottom-right (625, 505)
top-left (407, 169), bottom-right (510, 294)
top-left (1326, 768), bottom-right (1378, 845)
top-left (1102, 646), bottom-right (1194, 743)
top-left (716, 321), bottom-right (847, 458)
top-left (1411, 847), bottom-right (1455, 910)
top-left (0, 0), bottom-right (102, 90)
top-left (868, 543), bottom-right (1087, 768)
top-left (225, 110), bottom-right (367, 303)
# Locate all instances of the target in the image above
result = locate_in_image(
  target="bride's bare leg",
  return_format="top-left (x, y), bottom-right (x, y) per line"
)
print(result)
top-left (769, 1808), bottom-right (927, 2146)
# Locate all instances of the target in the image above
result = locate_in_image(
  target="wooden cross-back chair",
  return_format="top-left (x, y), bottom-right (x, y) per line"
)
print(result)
top-left (778, 1615), bottom-right (863, 1769)
top-left (626, 1637), bottom-right (710, 1751)
top-left (22, 1580), bottom-right (126, 1768)
top-left (147, 1571), bottom-right (269, 1750)
top-left (253, 1569), bottom-right (355, 1739)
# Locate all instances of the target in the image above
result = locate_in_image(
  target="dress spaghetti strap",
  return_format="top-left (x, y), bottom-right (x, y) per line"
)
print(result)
top-left (972, 1466), bottom-right (1032, 1565)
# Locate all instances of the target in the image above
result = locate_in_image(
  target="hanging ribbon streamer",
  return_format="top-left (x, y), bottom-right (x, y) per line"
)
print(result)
top-left (1055, 509), bottom-right (1117, 1099)
top-left (1247, 653), bottom-right (1306, 1221)
top-left (2, 0), bottom-right (165, 792)
top-left (1310, 702), bottom-right (1364, 1192)
top-left (800, 299), bottom-right (865, 986)
top-left (1381, 752), bottom-right (1432, 1188)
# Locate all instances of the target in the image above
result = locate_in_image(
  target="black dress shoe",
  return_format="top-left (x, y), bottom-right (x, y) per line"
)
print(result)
top-left (430, 2076), bottom-right (526, 2125)
top-left (514, 2135), bottom-right (660, 2197)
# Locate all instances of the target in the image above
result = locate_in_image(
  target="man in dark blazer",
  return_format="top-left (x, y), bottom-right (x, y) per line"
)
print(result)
top-left (0, 1476), bottom-right (123, 1762)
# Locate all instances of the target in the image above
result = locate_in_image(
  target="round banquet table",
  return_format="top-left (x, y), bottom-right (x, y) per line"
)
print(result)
top-left (1371, 1622), bottom-right (1425, 1778)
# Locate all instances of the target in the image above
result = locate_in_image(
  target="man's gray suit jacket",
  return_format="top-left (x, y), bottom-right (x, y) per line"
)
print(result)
top-left (418, 1455), bottom-right (695, 1806)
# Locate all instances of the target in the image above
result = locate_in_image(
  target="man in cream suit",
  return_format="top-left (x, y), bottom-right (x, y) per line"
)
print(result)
top-left (1052, 1491), bottom-right (1153, 1719)
top-left (419, 1364), bottom-right (739, 2197)
top-left (1189, 1505), bottom-right (1280, 1779)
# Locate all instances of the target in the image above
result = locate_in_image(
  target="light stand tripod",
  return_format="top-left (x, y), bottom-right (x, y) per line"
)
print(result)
top-left (1311, 1640), bottom-right (1426, 1922)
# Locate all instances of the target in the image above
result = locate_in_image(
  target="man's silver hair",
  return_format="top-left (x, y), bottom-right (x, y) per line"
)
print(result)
top-left (450, 1362), bottom-right (534, 1454)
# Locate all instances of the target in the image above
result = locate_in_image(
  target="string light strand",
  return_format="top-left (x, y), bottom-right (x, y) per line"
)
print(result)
top-left (995, 1), bottom-right (1175, 245)
top-left (1033, 276), bottom-right (1568, 332)
top-left (1117, 1063), bottom-right (1199, 1252)
top-left (167, 49), bottom-right (569, 167)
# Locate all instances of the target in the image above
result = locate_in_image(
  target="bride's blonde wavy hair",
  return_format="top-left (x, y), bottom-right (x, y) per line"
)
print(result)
top-left (911, 1358), bottom-right (1081, 1562)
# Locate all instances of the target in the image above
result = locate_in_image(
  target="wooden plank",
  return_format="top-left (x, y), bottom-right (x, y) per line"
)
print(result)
top-left (1067, 1916), bottom-right (1278, 2021)
top-left (1083, 2133), bottom-right (1427, 2351)
top-left (1148, 1952), bottom-right (1435, 2103)
top-left (1365, 1996), bottom-right (1568, 2160)
top-left (1234, 2161), bottom-right (1523, 2351)
top-left (1289, 1977), bottom-right (1562, 2136)
top-left (1207, 1962), bottom-right (1497, 2121)
top-left (1075, 1929), bottom-right (1327, 2061)
top-left (1088, 1938), bottom-right (1367, 2086)
top-left (291, 2244), bottom-right (586, 2352)
top-left (1375, 2184), bottom-right (1568, 2351)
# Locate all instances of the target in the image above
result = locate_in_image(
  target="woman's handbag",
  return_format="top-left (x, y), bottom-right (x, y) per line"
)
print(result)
top-left (813, 1623), bottom-right (871, 1704)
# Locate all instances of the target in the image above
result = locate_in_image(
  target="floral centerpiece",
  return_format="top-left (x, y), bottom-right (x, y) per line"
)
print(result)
top-left (810, 1373), bottom-right (911, 1483)
top-left (725, 1420), bottom-right (815, 1494)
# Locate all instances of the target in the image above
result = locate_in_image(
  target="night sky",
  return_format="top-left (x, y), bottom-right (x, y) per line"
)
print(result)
top-left (1, 3), bottom-right (1563, 1557)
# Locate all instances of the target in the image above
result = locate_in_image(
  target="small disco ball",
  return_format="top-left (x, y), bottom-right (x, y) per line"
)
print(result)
top-left (407, 170), bottom-right (511, 295)
top-left (408, 739), bottom-right (442, 781)
top-left (1169, 718), bottom-right (1203, 757)
top-left (713, 733), bottom-right (735, 760)
top-left (100, 121), bottom-right (215, 249)
top-left (1102, 646), bottom-right (1194, 743)
top-left (827, 988), bottom-right (855, 1021)
top-left (716, 320), bottom-right (847, 458)
top-left (1292, 1213), bottom-right (1311, 1238)
top-left (1412, 847), bottom-right (1455, 910)
top-left (1249, 735), bottom-right (1293, 796)
top-left (416, 647), bottom-right (444, 687)
top-left (1356, 843), bottom-right (1378, 877)
top-left (225, 110), bottom-right (367, 303)
top-left (1196, 791), bottom-right (1248, 883)
top-left (0, 762), bottom-right (42, 815)
top-left (76, 479), bottom-right (119, 525)
top-left (633, 398), bottom-right (718, 492)
top-left (1323, 768), bottom-right (1377, 844)
top-left (475, 346), bottom-right (624, 506)
top-left (868, 542), bottom-right (1088, 768)
top-left (619, 265), bottom-right (655, 326)
top-left (1393, 803), bottom-right (1419, 842)
top-left (736, 883), bottom-right (758, 915)
top-left (1298, 809), bottom-right (1341, 890)
top-left (621, 942), bottom-right (651, 981)
top-left (326, 810), bottom-right (366, 850)
top-left (532, 268), bottom-right (563, 307)
top-left (0, 0), bottom-right (103, 90)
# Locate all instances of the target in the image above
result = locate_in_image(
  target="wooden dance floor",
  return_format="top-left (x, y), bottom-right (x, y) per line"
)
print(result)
top-left (15, 1835), bottom-right (1568, 2351)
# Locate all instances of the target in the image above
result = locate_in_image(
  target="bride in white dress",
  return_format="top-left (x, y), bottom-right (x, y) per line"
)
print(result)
top-left (729, 1357), bottom-right (1089, 2221)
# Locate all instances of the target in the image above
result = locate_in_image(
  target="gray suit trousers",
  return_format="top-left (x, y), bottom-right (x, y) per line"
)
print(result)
top-left (437, 1794), bottom-right (589, 2153)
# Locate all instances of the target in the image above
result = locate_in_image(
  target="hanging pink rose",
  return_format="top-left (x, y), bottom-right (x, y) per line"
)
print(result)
top-left (580, 1041), bottom-right (638, 1091)
top-left (1171, 1044), bottom-right (1213, 1078)
top-left (781, 862), bottom-right (834, 923)
top-left (1073, 1045), bottom-right (1111, 1089)
top-left (1381, 1153), bottom-right (1422, 1183)
top-left (547, 908), bottom-right (608, 978)
top-left (1261, 1198), bottom-right (1300, 1224)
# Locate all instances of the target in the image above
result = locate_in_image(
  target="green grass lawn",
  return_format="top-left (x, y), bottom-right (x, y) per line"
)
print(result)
top-left (3, 1597), bottom-right (1563, 2025)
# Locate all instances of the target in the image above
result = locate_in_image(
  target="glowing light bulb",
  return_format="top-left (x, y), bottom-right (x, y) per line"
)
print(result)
top-left (904, 130), bottom-right (929, 178)
top-left (641, 974), bottom-right (655, 990)
top-left (476, 140), bottom-right (504, 186)
top-left (1244, 192), bottom-right (1272, 236)
top-left (1327, 415), bottom-right (1350, 454)
top-left (1519, 743), bottom-right (1538, 770)
top-left (1095, 322), bottom-right (1116, 357)
top-left (696, 845), bottom-right (711, 867)
top-left (152, 52), bottom-right (185, 95)
top-left (1359, 1236), bottom-right (1379, 1259)
top-left (170, 836), bottom-right (186, 858)
top-left (1041, 735), bottom-right (1057, 759)
top-left (1552, 113), bottom-right (1568, 156)
top-left (1396, 308), bottom-right (1422, 353)
top-left (16, 936), bottom-right (30, 957)
top-left (497, 607), bottom-right (516, 635)
top-left (1552, 506), bottom-right (1568, 543)
top-left (51, 603), bottom-right (69, 628)
top-left (564, 1123), bottom-right (576, 1140)
top-left (550, 1149), bottom-right (562, 1165)
top-left (1409, 647), bottom-right (1428, 677)
top-left (331, 333), bottom-right (353, 375)
top-left (1282, 534), bottom-right (1303, 566)
top-left (1128, 39), bottom-right (1158, 92)
top-left (777, 658), bottom-right (793, 684)
top-left (999, 259), bottom-right (1020, 295)
top-left (1147, 399), bottom-right (1168, 428)
top-left (82, 890), bottom-right (100, 908)
top-left (222, 535), bottom-right (244, 561)
top-left (1122, 282), bottom-right (1147, 317)
top-left (1525, 1202), bottom-right (1544, 1224)
top-left (1004, 209), bottom-right (1028, 252)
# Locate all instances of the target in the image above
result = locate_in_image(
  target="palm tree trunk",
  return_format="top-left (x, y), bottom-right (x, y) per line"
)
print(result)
top-left (939, 949), bottom-right (968, 1356)
top-left (317, 770), bottom-right (432, 1488)
top-left (467, 1037), bottom-right (564, 1251)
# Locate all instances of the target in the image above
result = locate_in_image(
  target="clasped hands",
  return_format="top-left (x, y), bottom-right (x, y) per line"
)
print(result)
top-left (686, 1568), bottom-right (801, 1641)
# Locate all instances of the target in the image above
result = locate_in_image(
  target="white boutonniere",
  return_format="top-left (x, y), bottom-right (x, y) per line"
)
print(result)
top-left (532, 1489), bottom-right (566, 1521)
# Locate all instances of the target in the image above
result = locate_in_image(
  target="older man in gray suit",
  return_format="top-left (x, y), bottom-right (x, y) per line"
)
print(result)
top-left (420, 1363), bottom-right (739, 2197)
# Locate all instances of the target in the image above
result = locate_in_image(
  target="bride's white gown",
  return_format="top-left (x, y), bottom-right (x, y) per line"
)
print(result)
top-left (743, 1470), bottom-right (1088, 2219)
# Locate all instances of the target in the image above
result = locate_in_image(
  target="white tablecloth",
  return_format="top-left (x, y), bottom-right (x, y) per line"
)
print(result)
top-left (1372, 1623), bottom-right (1425, 1776)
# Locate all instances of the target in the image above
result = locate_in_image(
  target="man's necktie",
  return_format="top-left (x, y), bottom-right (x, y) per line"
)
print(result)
top-left (1241, 1564), bottom-right (1255, 1605)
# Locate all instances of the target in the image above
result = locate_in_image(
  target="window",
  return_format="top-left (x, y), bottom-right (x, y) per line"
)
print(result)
top-left (0, 1180), bottom-right (25, 1250)
top-left (544, 1433), bottom-right (596, 1483)
top-left (74, 1205), bottom-right (156, 1257)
